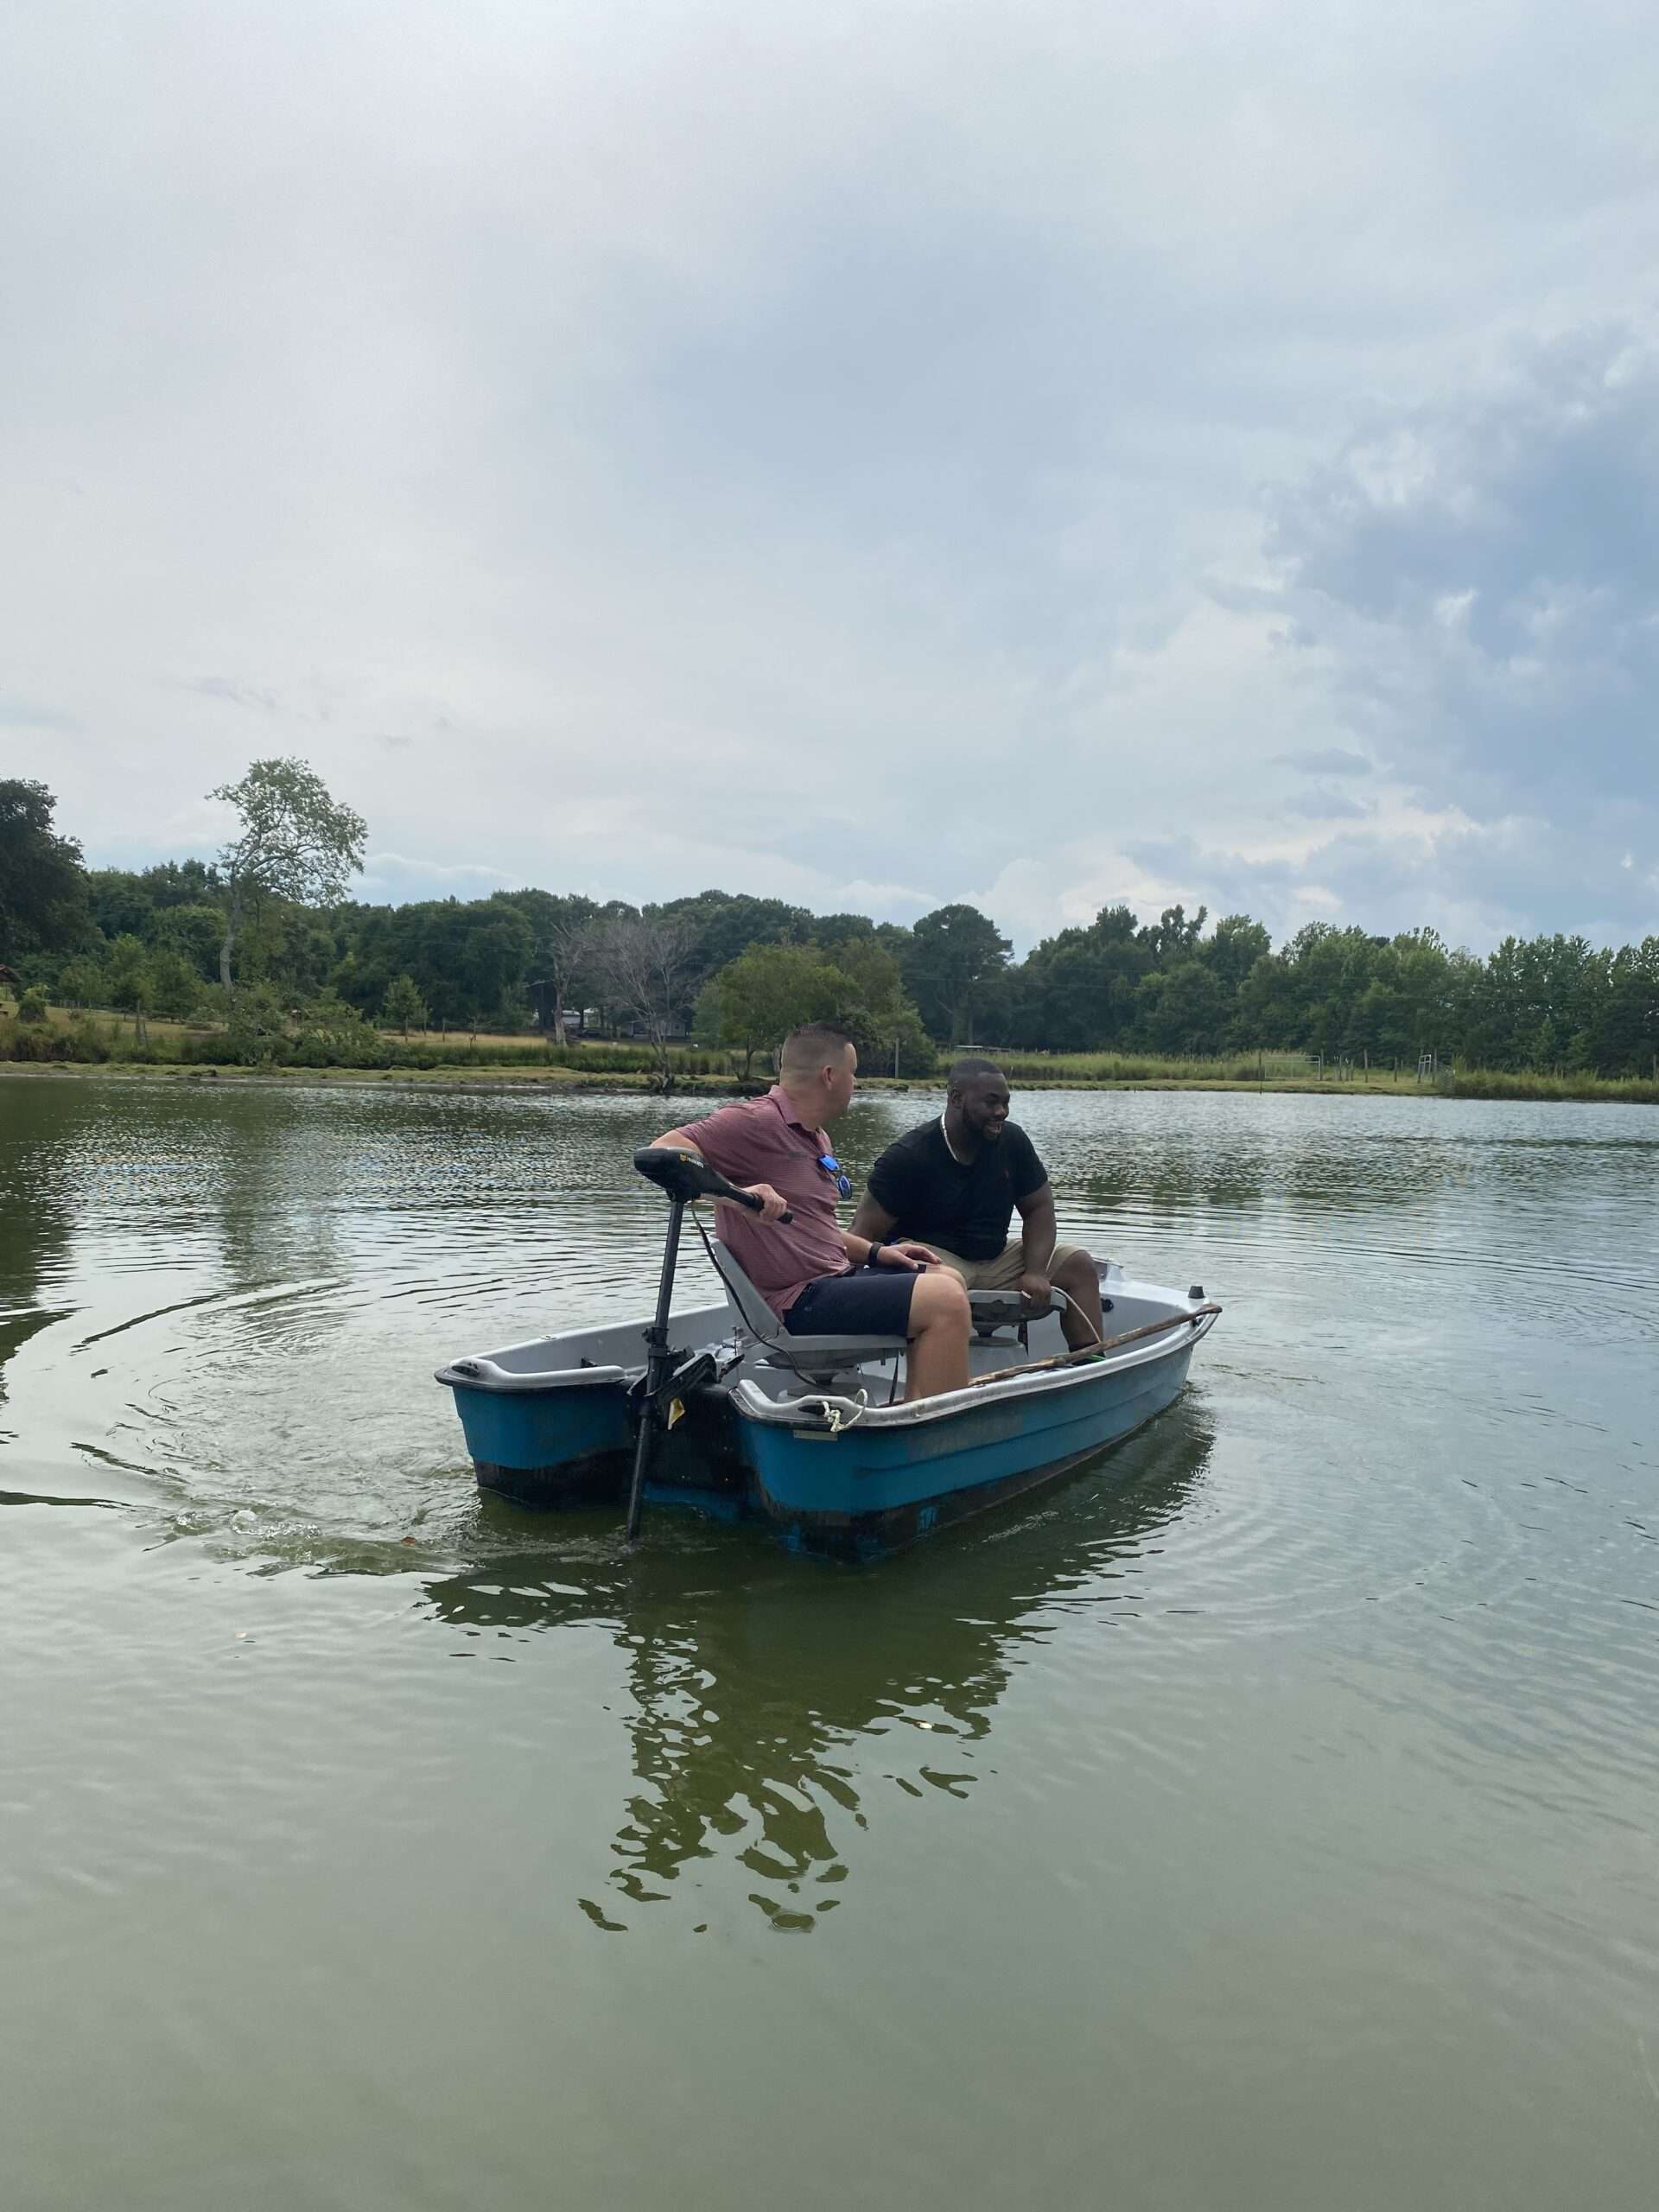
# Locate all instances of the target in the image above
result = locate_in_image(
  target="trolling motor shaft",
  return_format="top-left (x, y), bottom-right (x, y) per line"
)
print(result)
top-left (623, 1149), bottom-right (790, 1542)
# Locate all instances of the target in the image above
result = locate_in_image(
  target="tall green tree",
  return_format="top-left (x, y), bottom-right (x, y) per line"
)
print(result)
top-left (823, 937), bottom-right (931, 1071)
top-left (703, 944), bottom-right (849, 1077)
top-left (147, 949), bottom-right (203, 1020)
top-left (56, 955), bottom-right (106, 1011)
top-left (156, 901), bottom-right (232, 981)
top-left (86, 868), bottom-right (157, 943)
top-left (105, 934), bottom-right (155, 1039)
top-left (654, 890), bottom-right (813, 1000)
top-left (382, 974), bottom-right (428, 1038)
top-left (1200, 914), bottom-right (1272, 998)
top-left (905, 904), bottom-right (1011, 1043)
top-left (210, 758), bottom-right (366, 991)
top-left (1136, 903), bottom-right (1207, 963)
top-left (0, 781), bottom-right (89, 960)
top-left (1579, 938), bottom-right (1659, 1075)
top-left (1134, 962), bottom-right (1230, 1055)
top-left (1004, 906), bottom-right (1147, 1052)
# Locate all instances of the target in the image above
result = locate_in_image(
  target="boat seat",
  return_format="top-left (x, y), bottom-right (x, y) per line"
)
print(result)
top-left (704, 1237), bottom-right (1058, 1381)
top-left (969, 1287), bottom-right (1059, 1340)
top-left (703, 1239), bottom-right (906, 1379)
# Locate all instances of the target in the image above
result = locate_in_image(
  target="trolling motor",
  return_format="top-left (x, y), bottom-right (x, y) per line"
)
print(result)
top-left (624, 1147), bottom-right (792, 1542)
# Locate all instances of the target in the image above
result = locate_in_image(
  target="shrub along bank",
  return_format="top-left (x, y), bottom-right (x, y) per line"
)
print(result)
top-left (4, 1012), bottom-right (1658, 1103)
top-left (0, 1013), bottom-right (737, 1076)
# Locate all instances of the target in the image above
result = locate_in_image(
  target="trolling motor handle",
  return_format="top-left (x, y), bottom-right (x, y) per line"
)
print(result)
top-left (632, 1146), bottom-right (793, 1223)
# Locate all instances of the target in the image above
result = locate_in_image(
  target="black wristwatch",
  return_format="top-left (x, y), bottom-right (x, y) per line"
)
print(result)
top-left (866, 1238), bottom-right (886, 1268)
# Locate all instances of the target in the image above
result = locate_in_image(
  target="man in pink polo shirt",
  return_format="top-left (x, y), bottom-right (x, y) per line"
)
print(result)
top-left (652, 1022), bottom-right (975, 1401)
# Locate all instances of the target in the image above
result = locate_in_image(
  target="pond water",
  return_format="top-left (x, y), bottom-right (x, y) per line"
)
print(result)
top-left (3, 1073), bottom-right (1656, 2210)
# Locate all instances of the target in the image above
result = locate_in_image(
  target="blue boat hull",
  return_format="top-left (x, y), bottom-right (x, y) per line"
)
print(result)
top-left (736, 1344), bottom-right (1196, 1558)
top-left (449, 1377), bottom-right (634, 1506)
top-left (436, 1283), bottom-right (1217, 1555)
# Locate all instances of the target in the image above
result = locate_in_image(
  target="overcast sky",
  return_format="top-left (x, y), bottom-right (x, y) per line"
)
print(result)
top-left (4, 0), bottom-right (1656, 952)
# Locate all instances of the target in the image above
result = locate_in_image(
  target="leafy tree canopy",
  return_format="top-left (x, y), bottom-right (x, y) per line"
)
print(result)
top-left (0, 780), bottom-right (89, 959)
top-left (701, 944), bottom-right (850, 1077)
top-left (211, 757), bottom-right (366, 989)
top-left (382, 974), bottom-right (429, 1037)
top-left (902, 904), bottom-right (1012, 1043)
top-left (10, 781), bottom-right (1659, 1077)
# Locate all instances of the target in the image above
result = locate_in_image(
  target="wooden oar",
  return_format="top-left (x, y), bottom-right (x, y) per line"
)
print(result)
top-left (969, 1303), bottom-right (1222, 1389)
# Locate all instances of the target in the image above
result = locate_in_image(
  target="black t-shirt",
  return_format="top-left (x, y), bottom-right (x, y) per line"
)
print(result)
top-left (866, 1118), bottom-right (1048, 1262)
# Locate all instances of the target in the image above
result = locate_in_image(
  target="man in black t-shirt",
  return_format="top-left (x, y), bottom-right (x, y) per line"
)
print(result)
top-left (851, 1058), bottom-right (1106, 1351)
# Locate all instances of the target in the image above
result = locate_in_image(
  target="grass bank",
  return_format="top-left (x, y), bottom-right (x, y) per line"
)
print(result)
top-left (1442, 1067), bottom-right (1659, 1104)
top-left (3, 1030), bottom-right (1659, 1106)
top-left (0, 1006), bottom-right (740, 1081)
top-left (998, 1051), bottom-right (1659, 1103)
top-left (3, 1007), bottom-right (1656, 1103)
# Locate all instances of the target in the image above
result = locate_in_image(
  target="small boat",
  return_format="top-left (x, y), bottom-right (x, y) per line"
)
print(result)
top-left (435, 1148), bottom-right (1221, 1559)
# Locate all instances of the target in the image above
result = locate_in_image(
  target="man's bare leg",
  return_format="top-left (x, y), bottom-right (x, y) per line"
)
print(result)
top-left (904, 1270), bottom-right (973, 1400)
top-left (1053, 1249), bottom-right (1105, 1350)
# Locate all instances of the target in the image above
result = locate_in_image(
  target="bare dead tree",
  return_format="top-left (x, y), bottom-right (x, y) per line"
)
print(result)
top-left (584, 916), bottom-right (695, 1091)
top-left (542, 919), bottom-right (594, 1045)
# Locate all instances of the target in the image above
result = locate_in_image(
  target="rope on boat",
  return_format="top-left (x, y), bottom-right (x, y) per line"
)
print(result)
top-left (800, 1389), bottom-right (868, 1435)
top-left (1051, 1284), bottom-right (1105, 1349)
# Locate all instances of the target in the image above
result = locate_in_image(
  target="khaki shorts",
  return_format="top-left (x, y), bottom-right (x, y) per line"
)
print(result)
top-left (922, 1237), bottom-right (1082, 1291)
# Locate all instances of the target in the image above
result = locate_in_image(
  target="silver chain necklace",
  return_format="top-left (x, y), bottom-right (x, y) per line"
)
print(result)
top-left (938, 1113), bottom-right (969, 1166)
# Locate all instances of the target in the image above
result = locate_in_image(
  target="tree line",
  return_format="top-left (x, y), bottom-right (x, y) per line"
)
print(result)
top-left (3, 767), bottom-right (1657, 1076)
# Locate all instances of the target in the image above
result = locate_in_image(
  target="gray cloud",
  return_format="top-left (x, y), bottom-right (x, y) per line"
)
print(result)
top-left (188, 678), bottom-right (284, 714)
top-left (1277, 748), bottom-right (1372, 777)
top-left (357, 853), bottom-right (513, 904)
top-left (0, 696), bottom-right (78, 731)
top-left (1281, 788), bottom-right (1370, 821)
top-left (1262, 327), bottom-right (1659, 940)
top-left (3, 2), bottom-right (1657, 951)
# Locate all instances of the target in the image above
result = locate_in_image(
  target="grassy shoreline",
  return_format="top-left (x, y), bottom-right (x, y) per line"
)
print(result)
top-left (3, 1058), bottom-right (1656, 1105)
top-left (5, 1005), bottom-right (1656, 1103)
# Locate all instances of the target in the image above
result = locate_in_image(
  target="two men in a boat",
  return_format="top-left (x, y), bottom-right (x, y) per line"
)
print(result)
top-left (652, 1028), bottom-right (1102, 1401)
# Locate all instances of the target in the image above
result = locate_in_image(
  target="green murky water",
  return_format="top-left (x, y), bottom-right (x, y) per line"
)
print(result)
top-left (3, 1074), bottom-right (1656, 2209)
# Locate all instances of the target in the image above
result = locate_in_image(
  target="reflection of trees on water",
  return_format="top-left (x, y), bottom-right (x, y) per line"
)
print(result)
top-left (194, 1086), bottom-right (346, 1308)
top-left (423, 1408), bottom-right (1213, 1929)
top-left (0, 1082), bottom-right (79, 1402)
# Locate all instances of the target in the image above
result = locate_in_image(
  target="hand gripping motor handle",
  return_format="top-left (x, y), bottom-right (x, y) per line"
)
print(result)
top-left (632, 1147), bottom-right (793, 1223)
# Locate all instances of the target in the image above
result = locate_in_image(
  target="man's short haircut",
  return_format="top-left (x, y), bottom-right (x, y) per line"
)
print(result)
top-left (780, 1021), bottom-right (855, 1075)
top-left (948, 1054), bottom-right (1006, 1094)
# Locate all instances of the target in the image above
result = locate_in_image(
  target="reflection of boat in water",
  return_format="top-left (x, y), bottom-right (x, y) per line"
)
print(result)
top-left (423, 1407), bottom-right (1212, 1929)
top-left (436, 1150), bottom-right (1221, 1558)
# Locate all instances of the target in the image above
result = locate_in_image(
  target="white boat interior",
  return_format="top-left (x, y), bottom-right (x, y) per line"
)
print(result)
top-left (443, 1254), bottom-right (1214, 1431)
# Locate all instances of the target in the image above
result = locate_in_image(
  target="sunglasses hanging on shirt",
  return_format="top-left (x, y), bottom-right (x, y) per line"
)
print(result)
top-left (817, 1151), bottom-right (853, 1199)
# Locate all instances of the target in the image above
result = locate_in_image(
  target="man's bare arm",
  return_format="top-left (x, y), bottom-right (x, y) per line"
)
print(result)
top-left (849, 1192), bottom-right (899, 1243)
top-left (1014, 1182), bottom-right (1058, 1282)
top-left (845, 1193), bottom-right (937, 1268)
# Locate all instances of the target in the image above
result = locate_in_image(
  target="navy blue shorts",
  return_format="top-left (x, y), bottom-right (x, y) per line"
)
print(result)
top-left (784, 1268), bottom-right (919, 1337)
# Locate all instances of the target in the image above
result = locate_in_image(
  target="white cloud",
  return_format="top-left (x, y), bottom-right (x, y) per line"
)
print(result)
top-left (4, 1), bottom-right (1658, 952)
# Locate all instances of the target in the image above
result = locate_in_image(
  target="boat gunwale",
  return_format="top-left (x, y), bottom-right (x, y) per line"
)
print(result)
top-left (432, 1278), bottom-right (1218, 1427)
top-left (434, 1356), bottom-right (630, 1392)
top-left (729, 1306), bottom-right (1219, 1432)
